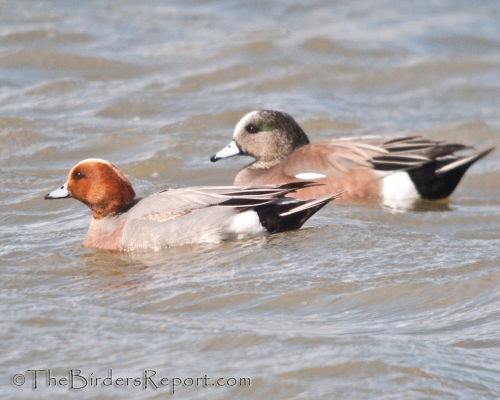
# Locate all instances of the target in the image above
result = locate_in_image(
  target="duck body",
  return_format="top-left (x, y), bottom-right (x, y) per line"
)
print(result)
top-left (45, 159), bottom-right (338, 251)
top-left (211, 110), bottom-right (494, 206)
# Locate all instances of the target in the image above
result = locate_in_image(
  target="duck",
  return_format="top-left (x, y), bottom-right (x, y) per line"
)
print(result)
top-left (44, 158), bottom-right (339, 251)
top-left (210, 110), bottom-right (494, 206)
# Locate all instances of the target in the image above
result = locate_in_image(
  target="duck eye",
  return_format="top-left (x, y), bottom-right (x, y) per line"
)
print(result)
top-left (74, 171), bottom-right (85, 180)
top-left (245, 124), bottom-right (259, 134)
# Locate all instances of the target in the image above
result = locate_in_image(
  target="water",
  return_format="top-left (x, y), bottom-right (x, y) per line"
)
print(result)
top-left (1, 0), bottom-right (500, 398)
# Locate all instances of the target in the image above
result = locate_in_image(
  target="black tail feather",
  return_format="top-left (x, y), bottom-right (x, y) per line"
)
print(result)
top-left (255, 193), bottom-right (339, 233)
top-left (408, 147), bottom-right (494, 200)
top-left (224, 181), bottom-right (320, 198)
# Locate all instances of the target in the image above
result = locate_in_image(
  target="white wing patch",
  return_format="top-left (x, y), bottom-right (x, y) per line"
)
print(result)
top-left (295, 173), bottom-right (327, 180)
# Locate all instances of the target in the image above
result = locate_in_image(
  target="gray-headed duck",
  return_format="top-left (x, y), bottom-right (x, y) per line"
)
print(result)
top-left (211, 110), bottom-right (494, 207)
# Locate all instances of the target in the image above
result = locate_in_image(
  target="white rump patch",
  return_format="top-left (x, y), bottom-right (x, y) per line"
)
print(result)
top-left (380, 171), bottom-right (420, 208)
top-left (228, 211), bottom-right (266, 239)
top-left (295, 172), bottom-right (327, 180)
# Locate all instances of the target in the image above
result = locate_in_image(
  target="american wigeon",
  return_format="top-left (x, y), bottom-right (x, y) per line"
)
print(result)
top-left (211, 110), bottom-right (494, 206)
top-left (45, 159), bottom-right (338, 251)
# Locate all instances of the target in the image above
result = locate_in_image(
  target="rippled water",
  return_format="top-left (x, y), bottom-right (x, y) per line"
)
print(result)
top-left (2, 0), bottom-right (500, 398)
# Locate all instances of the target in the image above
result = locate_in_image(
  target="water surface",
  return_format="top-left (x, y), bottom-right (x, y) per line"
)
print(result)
top-left (1, 0), bottom-right (500, 398)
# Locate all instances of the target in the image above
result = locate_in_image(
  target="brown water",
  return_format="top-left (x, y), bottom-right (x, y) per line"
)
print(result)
top-left (2, 1), bottom-right (500, 399)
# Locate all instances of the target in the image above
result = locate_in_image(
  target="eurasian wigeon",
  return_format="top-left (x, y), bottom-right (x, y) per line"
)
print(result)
top-left (211, 110), bottom-right (494, 206)
top-left (44, 158), bottom-right (339, 251)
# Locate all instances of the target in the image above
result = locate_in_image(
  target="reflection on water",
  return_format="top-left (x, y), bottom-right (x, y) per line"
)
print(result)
top-left (382, 198), bottom-right (452, 213)
top-left (1, 0), bottom-right (500, 398)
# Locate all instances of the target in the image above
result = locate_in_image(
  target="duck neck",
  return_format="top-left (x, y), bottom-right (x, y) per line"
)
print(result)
top-left (90, 197), bottom-right (139, 220)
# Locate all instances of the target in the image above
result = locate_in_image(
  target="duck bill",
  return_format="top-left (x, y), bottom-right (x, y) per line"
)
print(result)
top-left (210, 140), bottom-right (242, 162)
top-left (45, 182), bottom-right (71, 199)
